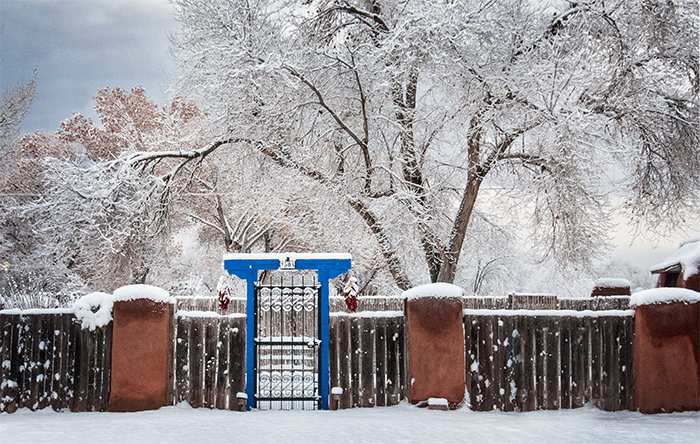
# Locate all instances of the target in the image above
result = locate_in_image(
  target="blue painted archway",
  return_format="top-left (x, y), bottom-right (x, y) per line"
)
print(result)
top-left (223, 253), bottom-right (352, 410)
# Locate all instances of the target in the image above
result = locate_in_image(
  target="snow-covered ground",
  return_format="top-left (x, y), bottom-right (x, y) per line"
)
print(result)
top-left (1, 403), bottom-right (698, 444)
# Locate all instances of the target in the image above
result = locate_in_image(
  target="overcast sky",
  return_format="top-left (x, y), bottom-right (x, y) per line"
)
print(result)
top-left (0, 0), bottom-right (175, 133)
top-left (0, 0), bottom-right (696, 276)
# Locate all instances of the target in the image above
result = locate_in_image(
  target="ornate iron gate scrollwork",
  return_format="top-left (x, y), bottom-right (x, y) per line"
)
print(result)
top-left (254, 277), bottom-right (321, 409)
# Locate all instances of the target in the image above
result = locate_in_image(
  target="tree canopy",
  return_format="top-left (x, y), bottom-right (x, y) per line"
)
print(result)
top-left (3, 1), bottom-right (698, 301)
top-left (165, 0), bottom-right (699, 290)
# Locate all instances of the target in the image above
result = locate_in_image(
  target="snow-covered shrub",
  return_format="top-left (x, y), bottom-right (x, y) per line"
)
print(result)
top-left (0, 267), bottom-right (84, 310)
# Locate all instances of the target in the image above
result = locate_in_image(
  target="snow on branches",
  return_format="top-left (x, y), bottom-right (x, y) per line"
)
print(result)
top-left (168, 0), bottom-right (700, 290)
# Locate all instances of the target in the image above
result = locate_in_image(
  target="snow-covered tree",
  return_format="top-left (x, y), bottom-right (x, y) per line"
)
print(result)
top-left (166, 0), bottom-right (698, 290)
top-left (0, 74), bottom-right (36, 179)
top-left (4, 86), bottom-right (386, 295)
top-left (2, 87), bottom-right (187, 292)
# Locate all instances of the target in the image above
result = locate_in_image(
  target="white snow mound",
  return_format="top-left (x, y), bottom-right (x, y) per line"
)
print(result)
top-left (72, 292), bottom-right (114, 331)
top-left (630, 287), bottom-right (700, 307)
top-left (403, 283), bottom-right (464, 300)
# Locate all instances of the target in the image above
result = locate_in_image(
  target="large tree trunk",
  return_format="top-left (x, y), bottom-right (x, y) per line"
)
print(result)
top-left (420, 227), bottom-right (444, 283)
top-left (392, 67), bottom-right (447, 283)
top-left (437, 113), bottom-right (486, 283)
top-left (437, 177), bottom-right (483, 283)
top-left (349, 197), bottom-right (412, 291)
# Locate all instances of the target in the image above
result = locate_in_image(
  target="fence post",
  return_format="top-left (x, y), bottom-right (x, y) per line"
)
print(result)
top-left (107, 286), bottom-right (175, 412)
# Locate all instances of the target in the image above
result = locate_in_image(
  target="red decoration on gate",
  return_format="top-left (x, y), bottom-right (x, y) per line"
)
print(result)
top-left (343, 276), bottom-right (358, 313)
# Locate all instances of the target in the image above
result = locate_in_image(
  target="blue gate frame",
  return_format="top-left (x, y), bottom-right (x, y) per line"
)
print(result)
top-left (223, 253), bottom-right (352, 410)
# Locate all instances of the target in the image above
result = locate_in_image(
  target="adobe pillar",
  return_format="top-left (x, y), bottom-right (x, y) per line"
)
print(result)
top-left (632, 289), bottom-right (700, 413)
top-left (405, 283), bottom-right (465, 408)
top-left (108, 285), bottom-right (175, 412)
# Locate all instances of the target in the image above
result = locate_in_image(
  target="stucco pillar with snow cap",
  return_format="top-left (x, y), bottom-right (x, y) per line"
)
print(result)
top-left (107, 285), bottom-right (175, 412)
top-left (405, 283), bottom-right (465, 408)
top-left (631, 288), bottom-right (700, 414)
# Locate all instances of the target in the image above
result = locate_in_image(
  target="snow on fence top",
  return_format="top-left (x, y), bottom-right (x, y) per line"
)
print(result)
top-left (594, 278), bottom-right (631, 288)
top-left (330, 310), bottom-right (404, 318)
top-left (0, 307), bottom-right (74, 315)
top-left (402, 283), bottom-right (464, 300)
top-left (650, 236), bottom-right (700, 279)
top-left (630, 287), bottom-right (700, 307)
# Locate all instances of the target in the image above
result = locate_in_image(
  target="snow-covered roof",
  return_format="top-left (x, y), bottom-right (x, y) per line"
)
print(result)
top-left (630, 287), bottom-right (700, 307)
top-left (650, 236), bottom-right (700, 279)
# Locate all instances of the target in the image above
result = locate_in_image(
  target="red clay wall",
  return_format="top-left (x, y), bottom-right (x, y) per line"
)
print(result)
top-left (634, 301), bottom-right (700, 413)
top-left (680, 273), bottom-right (700, 292)
top-left (108, 299), bottom-right (174, 412)
top-left (406, 296), bottom-right (465, 407)
top-left (656, 271), bottom-right (700, 292)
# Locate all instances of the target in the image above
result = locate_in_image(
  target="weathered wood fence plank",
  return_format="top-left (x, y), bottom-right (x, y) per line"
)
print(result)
top-left (215, 318), bottom-right (230, 410)
top-left (375, 316), bottom-right (387, 407)
top-left (171, 314), bottom-right (246, 410)
top-left (360, 317), bottom-right (375, 407)
top-left (329, 312), bottom-right (407, 409)
top-left (337, 315), bottom-right (352, 409)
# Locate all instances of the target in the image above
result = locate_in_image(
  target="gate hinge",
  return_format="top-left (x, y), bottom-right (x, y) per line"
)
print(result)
top-left (307, 338), bottom-right (321, 349)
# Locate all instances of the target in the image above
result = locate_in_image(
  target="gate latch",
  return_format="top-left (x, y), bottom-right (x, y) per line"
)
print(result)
top-left (307, 338), bottom-right (321, 349)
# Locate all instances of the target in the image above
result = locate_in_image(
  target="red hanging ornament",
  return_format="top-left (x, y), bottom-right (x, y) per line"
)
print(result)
top-left (217, 276), bottom-right (231, 311)
top-left (343, 277), bottom-right (358, 313)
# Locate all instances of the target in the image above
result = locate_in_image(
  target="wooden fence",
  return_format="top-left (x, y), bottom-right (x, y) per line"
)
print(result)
top-left (462, 294), bottom-right (629, 311)
top-left (0, 311), bottom-right (111, 413)
top-left (558, 296), bottom-right (630, 311)
top-left (329, 312), bottom-right (407, 409)
top-left (172, 313), bottom-right (246, 410)
top-left (176, 294), bottom-right (629, 314)
top-left (1, 302), bottom-right (633, 413)
top-left (176, 297), bottom-right (247, 315)
top-left (463, 309), bottom-right (635, 412)
top-left (175, 296), bottom-right (406, 314)
top-left (170, 311), bottom-right (408, 410)
top-left (464, 296), bottom-right (510, 309)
